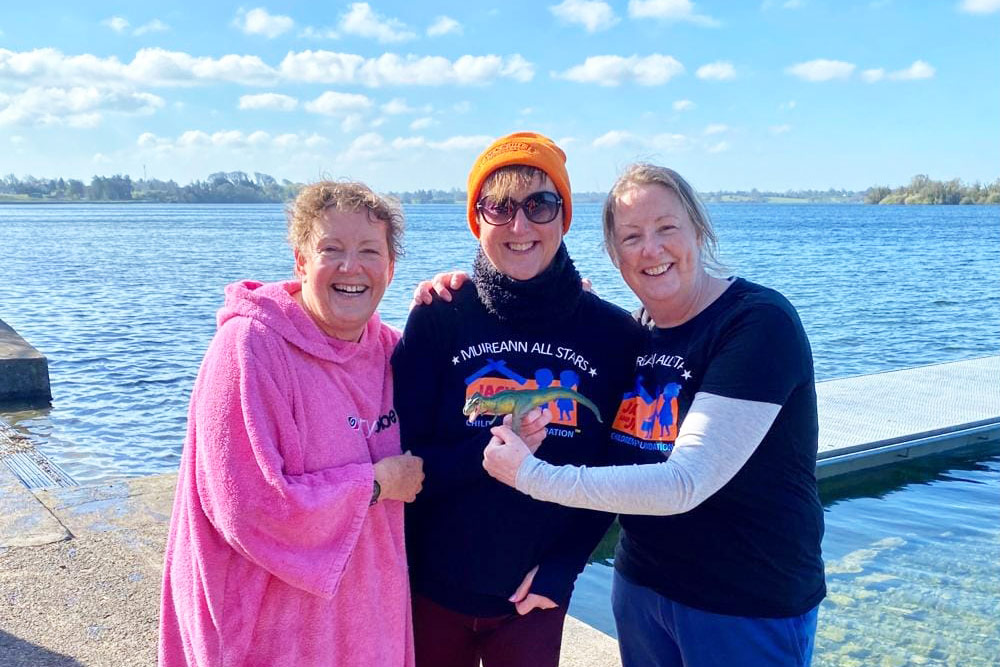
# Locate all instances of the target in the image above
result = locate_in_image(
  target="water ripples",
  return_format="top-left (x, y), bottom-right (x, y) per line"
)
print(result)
top-left (2, 202), bottom-right (999, 482)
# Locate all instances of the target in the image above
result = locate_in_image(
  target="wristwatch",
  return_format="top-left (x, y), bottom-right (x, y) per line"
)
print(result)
top-left (369, 479), bottom-right (381, 506)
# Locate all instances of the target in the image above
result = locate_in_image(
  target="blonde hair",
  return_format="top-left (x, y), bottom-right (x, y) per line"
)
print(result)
top-left (287, 181), bottom-right (404, 261)
top-left (602, 163), bottom-right (723, 273)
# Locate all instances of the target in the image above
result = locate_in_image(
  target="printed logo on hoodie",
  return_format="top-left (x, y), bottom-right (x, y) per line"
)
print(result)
top-left (347, 409), bottom-right (398, 438)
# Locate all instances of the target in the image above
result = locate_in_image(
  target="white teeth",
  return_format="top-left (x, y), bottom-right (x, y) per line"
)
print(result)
top-left (508, 242), bottom-right (535, 252)
top-left (642, 264), bottom-right (669, 276)
top-left (333, 284), bottom-right (367, 294)
top-left (468, 410), bottom-right (479, 423)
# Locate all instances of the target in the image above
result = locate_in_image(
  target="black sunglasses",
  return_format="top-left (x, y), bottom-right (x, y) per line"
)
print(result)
top-left (476, 191), bottom-right (563, 226)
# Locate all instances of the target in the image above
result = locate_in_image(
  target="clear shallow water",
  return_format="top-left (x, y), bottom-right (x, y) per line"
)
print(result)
top-left (571, 447), bottom-right (1000, 666)
top-left (2, 202), bottom-right (999, 664)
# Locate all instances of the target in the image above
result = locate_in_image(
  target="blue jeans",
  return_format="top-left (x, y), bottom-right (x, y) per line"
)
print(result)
top-left (612, 570), bottom-right (818, 667)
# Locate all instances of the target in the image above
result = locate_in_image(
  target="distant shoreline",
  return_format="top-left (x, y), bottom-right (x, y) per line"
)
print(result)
top-left (4, 197), bottom-right (998, 206)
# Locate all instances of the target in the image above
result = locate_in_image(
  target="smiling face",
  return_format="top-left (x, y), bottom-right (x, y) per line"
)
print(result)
top-left (612, 183), bottom-right (705, 320)
top-left (293, 207), bottom-right (394, 341)
top-left (478, 173), bottom-right (564, 281)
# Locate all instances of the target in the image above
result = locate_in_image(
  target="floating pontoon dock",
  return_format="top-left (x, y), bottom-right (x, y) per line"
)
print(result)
top-left (816, 355), bottom-right (1000, 479)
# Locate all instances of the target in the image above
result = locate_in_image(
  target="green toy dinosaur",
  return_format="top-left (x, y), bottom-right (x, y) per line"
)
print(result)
top-left (462, 387), bottom-right (602, 436)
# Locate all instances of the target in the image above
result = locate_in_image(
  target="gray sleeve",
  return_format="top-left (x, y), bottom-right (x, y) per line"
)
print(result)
top-left (514, 392), bottom-right (781, 515)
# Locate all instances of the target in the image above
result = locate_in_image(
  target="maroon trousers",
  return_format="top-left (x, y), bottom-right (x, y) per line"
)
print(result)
top-left (412, 593), bottom-right (568, 667)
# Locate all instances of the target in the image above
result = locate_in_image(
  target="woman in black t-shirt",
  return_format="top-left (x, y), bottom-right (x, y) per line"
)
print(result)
top-left (481, 164), bottom-right (826, 667)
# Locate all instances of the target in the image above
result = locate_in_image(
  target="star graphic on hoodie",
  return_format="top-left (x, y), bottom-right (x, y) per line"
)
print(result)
top-left (452, 356), bottom-right (460, 365)
top-left (588, 367), bottom-right (597, 377)
top-left (682, 370), bottom-right (692, 380)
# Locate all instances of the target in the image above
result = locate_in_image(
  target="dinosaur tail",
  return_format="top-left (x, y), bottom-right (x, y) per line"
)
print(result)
top-left (553, 389), bottom-right (602, 423)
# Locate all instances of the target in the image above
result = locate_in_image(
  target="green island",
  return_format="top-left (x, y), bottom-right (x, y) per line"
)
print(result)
top-left (2, 172), bottom-right (997, 205)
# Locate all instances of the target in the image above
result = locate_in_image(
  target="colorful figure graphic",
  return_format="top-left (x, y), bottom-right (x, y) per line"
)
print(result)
top-left (463, 361), bottom-right (591, 429)
top-left (556, 370), bottom-right (580, 420)
top-left (657, 383), bottom-right (681, 437)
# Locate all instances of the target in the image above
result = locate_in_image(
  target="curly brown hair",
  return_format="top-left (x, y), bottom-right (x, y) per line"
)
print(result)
top-left (287, 181), bottom-right (404, 262)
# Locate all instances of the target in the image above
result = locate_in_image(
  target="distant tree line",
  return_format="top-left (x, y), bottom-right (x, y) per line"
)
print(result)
top-left (864, 175), bottom-right (1000, 205)
top-left (1, 172), bottom-right (301, 203)
top-left (4, 171), bottom-right (997, 206)
top-left (700, 188), bottom-right (862, 203)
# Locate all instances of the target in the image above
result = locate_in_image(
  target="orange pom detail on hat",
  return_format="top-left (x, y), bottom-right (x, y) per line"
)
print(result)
top-left (466, 132), bottom-right (573, 238)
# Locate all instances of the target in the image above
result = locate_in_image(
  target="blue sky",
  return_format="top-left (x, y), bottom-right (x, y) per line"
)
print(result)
top-left (1, 1), bottom-right (997, 192)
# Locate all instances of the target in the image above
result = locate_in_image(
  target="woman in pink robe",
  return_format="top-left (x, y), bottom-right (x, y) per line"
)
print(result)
top-left (159, 181), bottom-right (424, 667)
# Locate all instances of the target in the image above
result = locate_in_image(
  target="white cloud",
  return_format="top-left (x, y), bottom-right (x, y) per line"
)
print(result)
top-left (763, 0), bottom-right (803, 8)
top-left (707, 141), bottom-right (729, 153)
top-left (427, 16), bottom-right (462, 37)
top-left (770, 124), bottom-right (791, 134)
top-left (550, 0), bottom-right (620, 33)
top-left (627, 0), bottom-right (719, 26)
top-left (340, 3), bottom-right (416, 43)
top-left (337, 132), bottom-right (491, 163)
top-left (890, 60), bottom-right (935, 80)
top-left (960, 0), bottom-right (1000, 13)
top-left (382, 98), bottom-right (414, 114)
top-left (673, 99), bottom-right (695, 111)
top-left (134, 19), bottom-right (170, 36)
top-left (703, 123), bottom-right (729, 135)
top-left (238, 93), bottom-right (298, 110)
top-left (652, 133), bottom-right (690, 151)
top-left (863, 60), bottom-right (934, 83)
top-left (146, 129), bottom-right (328, 151)
top-left (234, 7), bottom-right (294, 39)
top-left (93, 152), bottom-right (111, 163)
top-left (304, 90), bottom-right (373, 115)
top-left (0, 48), bottom-right (535, 88)
top-left (300, 26), bottom-right (340, 39)
top-left (861, 68), bottom-right (885, 83)
top-left (696, 61), bottom-right (736, 80)
top-left (0, 86), bottom-right (164, 127)
top-left (410, 116), bottom-right (435, 130)
top-left (558, 54), bottom-right (684, 86)
top-left (279, 51), bottom-right (534, 86)
top-left (786, 59), bottom-right (855, 81)
top-left (779, 100), bottom-right (797, 110)
top-left (593, 130), bottom-right (637, 148)
top-left (104, 16), bottom-right (130, 33)
top-left (10, 135), bottom-right (25, 144)
top-left (341, 114), bottom-right (365, 132)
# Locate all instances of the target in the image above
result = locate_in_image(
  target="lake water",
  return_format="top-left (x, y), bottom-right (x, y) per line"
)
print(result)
top-left (2, 202), bottom-right (999, 664)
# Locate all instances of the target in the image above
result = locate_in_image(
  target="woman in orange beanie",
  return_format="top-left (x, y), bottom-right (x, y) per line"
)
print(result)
top-left (391, 132), bottom-right (643, 667)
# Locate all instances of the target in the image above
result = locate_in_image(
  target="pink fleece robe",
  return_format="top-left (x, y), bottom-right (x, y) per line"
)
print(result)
top-left (159, 280), bottom-right (413, 667)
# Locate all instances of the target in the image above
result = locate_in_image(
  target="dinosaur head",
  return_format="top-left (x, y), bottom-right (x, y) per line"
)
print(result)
top-left (462, 393), bottom-right (485, 422)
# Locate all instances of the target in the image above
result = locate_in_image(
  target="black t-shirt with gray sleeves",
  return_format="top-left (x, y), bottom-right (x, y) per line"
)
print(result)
top-left (610, 277), bottom-right (826, 618)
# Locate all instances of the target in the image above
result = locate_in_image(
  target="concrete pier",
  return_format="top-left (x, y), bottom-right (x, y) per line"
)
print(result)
top-left (0, 318), bottom-right (51, 405)
top-left (0, 447), bottom-right (621, 666)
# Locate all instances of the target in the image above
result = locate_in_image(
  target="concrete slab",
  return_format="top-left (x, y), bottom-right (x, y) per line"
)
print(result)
top-left (0, 318), bottom-right (51, 405)
top-left (0, 472), bottom-right (620, 666)
top-left (0, 464), bottom-right (70, 548)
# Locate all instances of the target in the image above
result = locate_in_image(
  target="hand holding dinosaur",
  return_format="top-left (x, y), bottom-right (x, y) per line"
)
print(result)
top-left (483, 424), bottom-right (532, 488)
top-left (504, 407), bottom-right (551, 453)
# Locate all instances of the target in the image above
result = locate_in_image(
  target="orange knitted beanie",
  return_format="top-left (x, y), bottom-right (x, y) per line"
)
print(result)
top-left (466, 132), bottom-right (572, 238)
